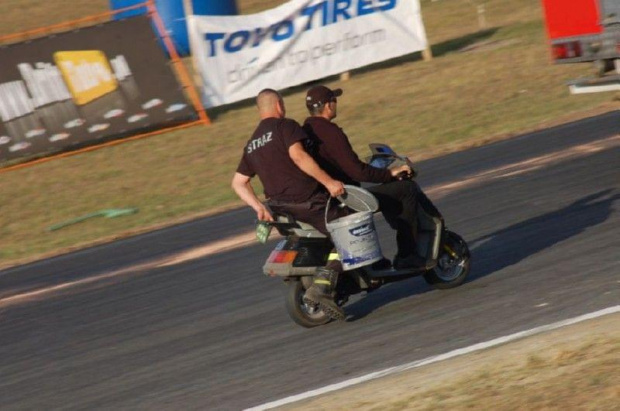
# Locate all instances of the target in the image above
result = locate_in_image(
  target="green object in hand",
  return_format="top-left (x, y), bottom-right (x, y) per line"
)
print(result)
top-left (256, 221), bottom-right (272, 244)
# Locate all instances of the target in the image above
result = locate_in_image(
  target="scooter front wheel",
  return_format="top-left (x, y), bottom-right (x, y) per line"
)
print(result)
top-left (424, 231), bottom-right (471, 289)
top-left (284, 279), bottom-right (331, 328)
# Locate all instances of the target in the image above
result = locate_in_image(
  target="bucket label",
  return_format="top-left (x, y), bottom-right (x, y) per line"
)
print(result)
top-left (349, 224), bottom-right (373, 237)
top-left (343, 254), bottom-right (381, 266)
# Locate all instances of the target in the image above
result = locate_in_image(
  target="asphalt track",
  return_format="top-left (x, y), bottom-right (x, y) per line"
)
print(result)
top-left (0, 111), bottom-right (618, 410)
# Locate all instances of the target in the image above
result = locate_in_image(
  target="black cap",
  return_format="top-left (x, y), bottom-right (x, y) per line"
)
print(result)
top-left (305, 85), bottom-right (343, 109)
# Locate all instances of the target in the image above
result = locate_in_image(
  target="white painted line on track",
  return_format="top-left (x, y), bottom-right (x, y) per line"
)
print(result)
top-left (245, 305), bottom-right (620, 411)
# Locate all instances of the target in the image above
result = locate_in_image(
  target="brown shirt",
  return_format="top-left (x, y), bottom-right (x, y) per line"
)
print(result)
top-left (237, 117), bottom-right (319, 202)
top-left (303, 116), bottom-right (392, 186)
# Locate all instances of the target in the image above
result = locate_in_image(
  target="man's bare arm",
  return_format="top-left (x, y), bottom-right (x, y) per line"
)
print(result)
top-left (231, 172), bottom-right (274, 221)
top-left (288, 142), bottom-right (345, 197)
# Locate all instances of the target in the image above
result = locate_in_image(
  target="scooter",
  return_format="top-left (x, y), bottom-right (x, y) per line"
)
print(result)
top-left (258, 144), bottom-right (471, 328)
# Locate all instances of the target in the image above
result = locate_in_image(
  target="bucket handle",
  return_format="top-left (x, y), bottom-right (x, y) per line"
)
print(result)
top-left (324, 188), bottom-right (374, 227)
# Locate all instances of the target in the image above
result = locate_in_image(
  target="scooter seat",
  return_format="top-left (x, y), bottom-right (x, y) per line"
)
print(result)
top-left (274, 215), bottom-right (326, 238)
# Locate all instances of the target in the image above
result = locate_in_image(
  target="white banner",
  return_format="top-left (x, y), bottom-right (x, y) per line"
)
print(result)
top-left (188, 0), bottom-right (427, 108)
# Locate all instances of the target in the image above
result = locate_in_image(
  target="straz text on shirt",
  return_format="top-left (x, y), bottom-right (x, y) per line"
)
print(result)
top-left (247, 131), bottom-right (273, 154)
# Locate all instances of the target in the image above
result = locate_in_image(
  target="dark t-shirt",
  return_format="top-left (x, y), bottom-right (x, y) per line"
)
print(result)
top-left (236, 117), bottom-right (320, 202)
top-left (303, 116), bottom-right (392, 186)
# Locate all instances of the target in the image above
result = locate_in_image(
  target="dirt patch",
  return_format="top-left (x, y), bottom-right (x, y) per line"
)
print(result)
top-left (278, 313), bottom-right (620, 410)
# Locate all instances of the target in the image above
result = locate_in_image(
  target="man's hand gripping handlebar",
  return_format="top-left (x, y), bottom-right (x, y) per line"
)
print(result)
top-left (390, 164), bottom-right (414, 180)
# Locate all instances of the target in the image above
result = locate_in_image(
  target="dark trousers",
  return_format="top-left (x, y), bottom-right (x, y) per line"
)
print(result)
top-left (367, 180), bottom-right (430, 258)
top-left (268, 190), bottom-right (349, 273)
top-left (268, 190), bottom-right (350, 236)
top-left (269, 182), bottom-right (441, 267)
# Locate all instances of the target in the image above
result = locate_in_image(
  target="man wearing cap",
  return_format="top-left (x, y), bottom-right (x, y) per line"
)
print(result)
top-left (303, 85), bottom-right (431, 270)
top-left (232, 88), bottom-right (349, 320)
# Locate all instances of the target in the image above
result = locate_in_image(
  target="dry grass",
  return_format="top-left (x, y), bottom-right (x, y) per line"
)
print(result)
top-left (284, 315), bottom-right (620, 411)
top-left (408, 338), bottom-right (620, 410)
top-left (0, 0), bottom-right (617, 265)
top-left (0, 0), bottom-right (277, 36)
top-left (0, 0), bottom-right (109, 37)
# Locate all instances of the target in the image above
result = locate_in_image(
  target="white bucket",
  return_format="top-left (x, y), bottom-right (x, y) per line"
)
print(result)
top-left (326, 187), bottom-right (382, 270)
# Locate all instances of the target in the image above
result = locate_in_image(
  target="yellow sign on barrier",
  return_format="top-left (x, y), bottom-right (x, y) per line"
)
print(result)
top-left (54, 50), bottom-right (118, 105)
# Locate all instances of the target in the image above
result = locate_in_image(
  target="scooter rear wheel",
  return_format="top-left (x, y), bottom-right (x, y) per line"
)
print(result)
top-left (284, 279), bottom-right (331, 328)
top-left (424, 231), bottom-right (470, 289)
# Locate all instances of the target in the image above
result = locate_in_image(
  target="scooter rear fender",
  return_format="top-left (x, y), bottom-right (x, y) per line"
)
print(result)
top-left (262, 236), bottom-right (333, 277)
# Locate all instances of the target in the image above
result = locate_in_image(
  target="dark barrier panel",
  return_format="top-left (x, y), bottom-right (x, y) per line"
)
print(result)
top-left (110, 0), bottom-right (239, 56)
top-left (0, 15), bottom-right (196, 164)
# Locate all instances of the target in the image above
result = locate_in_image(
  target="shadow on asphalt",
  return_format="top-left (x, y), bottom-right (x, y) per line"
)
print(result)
top-left (344, 190), bottom-right (618, 322)
top-left (468, 189), bottom-right (618, 281)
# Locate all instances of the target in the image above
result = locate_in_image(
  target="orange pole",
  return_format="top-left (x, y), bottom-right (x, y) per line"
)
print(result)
top-left (147, 0), bottom-right (210, 125)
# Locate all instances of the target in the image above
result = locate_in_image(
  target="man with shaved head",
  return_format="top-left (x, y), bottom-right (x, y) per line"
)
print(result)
top-left (232, 88), bottom-right (347, 319)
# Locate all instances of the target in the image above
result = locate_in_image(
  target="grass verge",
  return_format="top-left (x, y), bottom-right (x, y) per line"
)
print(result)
top-left (1, 0), bottom-right (618, 267)
top-left (282, 314), bottom-right (620, 410)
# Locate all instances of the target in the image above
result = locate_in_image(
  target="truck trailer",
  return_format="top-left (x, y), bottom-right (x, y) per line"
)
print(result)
top-left (542, 0), bottom-right (620, 75)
